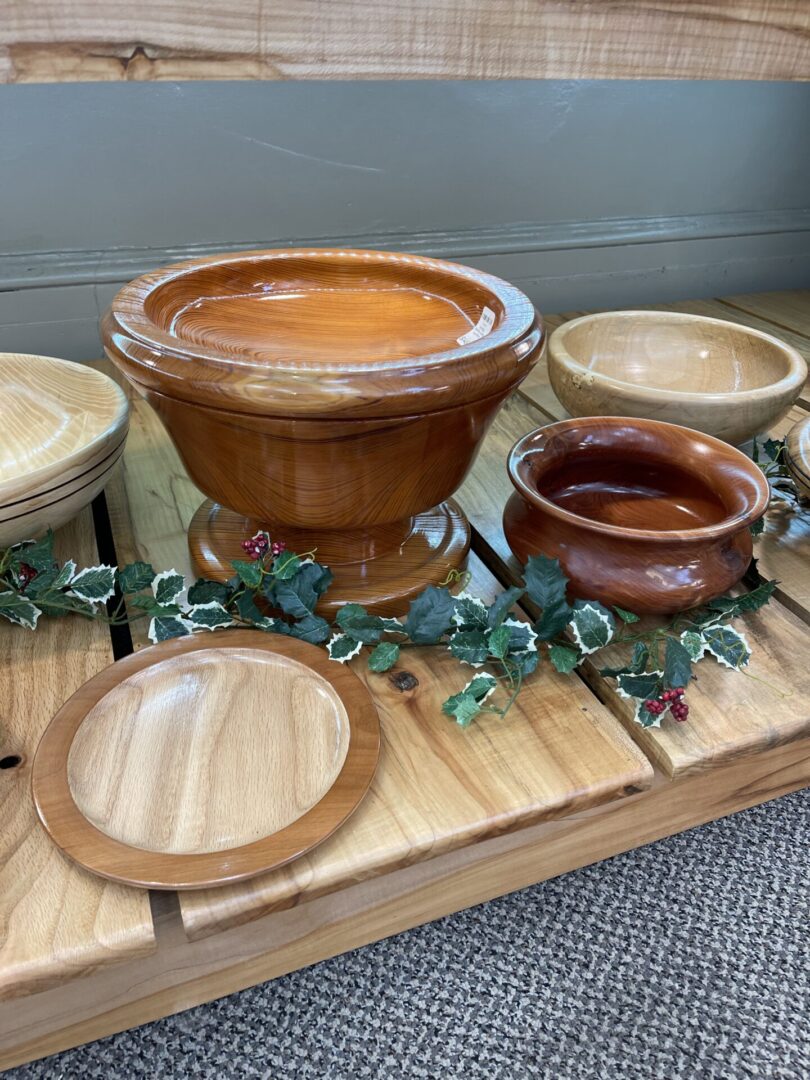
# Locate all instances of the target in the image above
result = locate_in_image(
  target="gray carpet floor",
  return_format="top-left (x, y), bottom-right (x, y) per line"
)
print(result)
top-left (9, 789), bottom-right (809, 1080)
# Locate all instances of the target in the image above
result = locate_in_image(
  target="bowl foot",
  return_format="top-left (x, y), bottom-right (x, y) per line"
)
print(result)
top-left (188, 499), bottom-right (471, 617)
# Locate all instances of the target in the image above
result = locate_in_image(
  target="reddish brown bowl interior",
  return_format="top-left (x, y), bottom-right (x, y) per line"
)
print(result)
top-left (143, 254), bottom-right (505, 364)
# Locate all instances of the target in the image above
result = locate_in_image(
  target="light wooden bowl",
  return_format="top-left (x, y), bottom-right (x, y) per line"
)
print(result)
top-left (0, 354), bottom-right (129, 547)
top-left (503, 416), bottom-right (770, 614)
top-left (102, 248), bottom-right (543, 614)
top-left (785, 414), bottom-right (810, 498)
top-left (548, 311), bottom-right (807, 446)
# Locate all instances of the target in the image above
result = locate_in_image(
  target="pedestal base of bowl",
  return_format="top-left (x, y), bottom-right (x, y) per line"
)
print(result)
top-left (189, 499), bottom-right (471, 617)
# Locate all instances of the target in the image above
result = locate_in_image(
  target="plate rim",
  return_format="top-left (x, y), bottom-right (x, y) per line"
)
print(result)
top-left (31, 629), bottom-right (381, 890)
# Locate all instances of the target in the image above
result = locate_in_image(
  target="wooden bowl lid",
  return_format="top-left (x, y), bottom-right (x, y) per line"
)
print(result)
top-left (0, 353), bottom-right (128, 505)
top-left (102, 249), bottom-right (543, 418)
top-left (32, 631), bottom-right (381, 889)
top-left (786, 414), bottom-right (810, 498)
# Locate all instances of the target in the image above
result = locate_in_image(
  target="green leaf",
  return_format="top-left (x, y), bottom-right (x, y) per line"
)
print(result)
top-left (601, 641), bottom-right (651, 678)
top-left (129, 595), bottom-right (181, 617)
top-left (233, 589), bottom-right (276, 629)
top-left (706, 580), bottom-right (777, 619)
top-left (680, 630), bottom-right (707, 662)
top-left (441, 692), bottom-right (481, 728)
top-left (186, 578), bottom-right (231, 605)
top-left (502, 618), bottom-right (538, 655)
top-left (12, 531), bottom-right (55, 572)
top-left (148, 614), bottom-right (192, 643)
top-left (524, 555), bottom-right (572, 641)
top-left (663, 637), bottom-right (693, 690)
top-left (763, 437), bottom-right (785, 462)
top-left (118, 561), bottom-right (156, 594)
top-left (289, 613), bottom-right (331, 644)
top-left (53, 559), bottom-right (77, 589)
top-left (569, 601), bottom-right (615, 654)
top-left (464, 674), bottom-right (499, 701)
top-left (24, 567), bottom-right (61, 600)
top-left (274, 562), bottom-right (333, 618)
top-left (548, 643), bottom-right (580, 674)
top-left (702, 625), bottom-right (751, 670)
top-left (185, 601), bottom-right (232, 630)
top-left (486, 586), bottom-right (525, 629)
top-left (448, 629), bottom-right (489, 667)
top-left (404, 586), bottom-right (456, 644)
top-left (327, 632), bottom-right (363, 662)
top-left (152, 568), bottom-right (186, 606)
top-left (368, 641), bottom-right (400, 672)
top-left (0, 591), bottom-right (40, 629)
top-left (231, 559), bottom-right (263, 590)
top-left (452, 593), bottom-right (490, 630)
top-left (335, 602), bottom-right (387, 644)
top-left (273, 553), bottom-right (302, 581)
top-left (510, 650), bottom-right (540, 677)
top-left (69, 564), bottom-right (117, 604)
top-left (613, 606), bottom-right (640, 624)
top-left (749, 516), bottom-right (766, 538)
top-left (487, 625), bottom-right (511, 659)
top-left (614, 670), bottom-right (663, 703)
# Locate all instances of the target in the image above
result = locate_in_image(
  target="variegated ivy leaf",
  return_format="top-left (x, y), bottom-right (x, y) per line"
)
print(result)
top-left (548, 643), bottom-right (580, 674)
top-left (185, 601), bottom-right (233, 631)
top-left (152, 568), bottom-right (185, 606)
top-left (117, 560), bottom-right (155, 594)
top-left (680, 630), bottom-right (707, 662)
top-left (614, 670), bottom-right (663, 705)
top-left (327, 633), bottom-right (363, 663)
top-left (0, 590), bottom-right (41, 630)
top-left (701, 625), bottom-right (751, 670)
top-left (53, 559), bottom-right (77, 589)
top-left (68, 564), bottom-right (117, 605)
top-left (487, 624), bottom-right (511, 659)
top-left (502, 617), bottom-right (537, 654)
top-left (569, 602), bottom-right (615, 654)
top-left (452, 592), bottom-right (489, 630)
top-left (441, 673), bottom-right (498, 728)
top-left (273, 553), bottom-right (302, 581)
top-left (148, 614), bottom-right (192, 643)
top-left (448, 629), bottom-right (489, 667)
top-left (633, 697), bottom-right (667, 729)
top-left (368, 641), bottom-right (400, 672)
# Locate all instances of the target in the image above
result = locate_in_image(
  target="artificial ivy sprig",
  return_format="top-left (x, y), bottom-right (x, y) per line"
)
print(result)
top-left (0, 530), bottom-right (776, 731)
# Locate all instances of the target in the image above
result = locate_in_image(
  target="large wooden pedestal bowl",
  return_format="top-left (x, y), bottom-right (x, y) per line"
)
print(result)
top-left (503, 417), bottom-right (770, 615)
top-left (548, 311), bottom-right (807, 446)
top-left (102, 249), bottom-right (543, 614)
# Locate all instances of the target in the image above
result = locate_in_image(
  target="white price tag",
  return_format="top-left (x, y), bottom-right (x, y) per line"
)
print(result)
top-left (457, 306), bottom-right (495, 346)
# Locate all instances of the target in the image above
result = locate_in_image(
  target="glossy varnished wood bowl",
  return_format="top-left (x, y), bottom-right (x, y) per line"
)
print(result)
top-left (785, 414), bottom-right (810, 498)
top-left (102, 249), bottom-right (543, 613)
top-left (548, 311), bottom-right (807, 446)
top-left (503, 416), bottom-right (770, 614)
top-left (0, 354), bottom-right (129, 547)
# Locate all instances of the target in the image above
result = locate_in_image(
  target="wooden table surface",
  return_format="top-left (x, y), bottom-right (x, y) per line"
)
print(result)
top-left (1, 288), bottom-right (809, 1066)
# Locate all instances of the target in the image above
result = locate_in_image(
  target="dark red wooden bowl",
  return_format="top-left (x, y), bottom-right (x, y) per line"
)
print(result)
top-left (503, 416), bottom-right (770, 614)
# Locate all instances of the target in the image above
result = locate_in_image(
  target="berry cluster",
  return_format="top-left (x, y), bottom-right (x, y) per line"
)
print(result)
top-left (16, 562), bottom-right (38, 590)
top-left (240, 534), bottom-right (287, 562)
top-left (643, 686), bottom-right (689, 722)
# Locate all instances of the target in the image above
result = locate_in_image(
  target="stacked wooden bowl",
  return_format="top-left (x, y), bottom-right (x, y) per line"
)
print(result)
top-left (0, 354), bottom-right (129, 548)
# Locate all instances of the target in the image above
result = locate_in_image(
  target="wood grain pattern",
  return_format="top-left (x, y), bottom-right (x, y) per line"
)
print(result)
top-left (103, 249), bottom-right (542, 613)
top-left (548, 311), bottom-right (807, 446)
top-left (504, 415), bottom-right (769, 614)
top-left (456, 393), bottom-right (810, 777)
top-left (2, 735), bottom-right (807, 1071)
top-left (786, 414), bottom-right (810, 497)
top-left (33, 632), bottom-right (380, 890)
top-left (2, 2), bottom-right (810, 82)
top-left (0, 353), bottom-right (129, 546)
top-left (0, 509), bottom-right (155, 1001)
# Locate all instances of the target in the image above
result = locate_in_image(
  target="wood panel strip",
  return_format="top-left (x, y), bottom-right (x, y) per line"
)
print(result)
top-left (0, 508), bottom-right (155, 1001)
top-left (101, 377), bottom-right (653, 939)
top-left (456, 392), bottom-right (810, 777)
top-left (2, 2), bottom-right (810, 83)
top-left (2, 734), bottom-right (808, 1071)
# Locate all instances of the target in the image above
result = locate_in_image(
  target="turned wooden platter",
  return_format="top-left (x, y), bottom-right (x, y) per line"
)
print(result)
top-left (32, 631), bottom-right (381, 890)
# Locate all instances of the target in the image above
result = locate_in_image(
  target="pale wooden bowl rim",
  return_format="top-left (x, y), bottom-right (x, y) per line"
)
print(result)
top-left (0, 353), bottom-right (129, 501)
top-left (507, 415), bottom-right (770, 543)
top-left (548, 310), bottom-right (807, 403)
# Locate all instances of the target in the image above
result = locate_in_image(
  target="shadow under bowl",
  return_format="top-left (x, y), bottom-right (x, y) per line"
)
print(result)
top-left (503, 416), bottom-right (770, 614)
top-left (548, 310), bottom-right (807, 446)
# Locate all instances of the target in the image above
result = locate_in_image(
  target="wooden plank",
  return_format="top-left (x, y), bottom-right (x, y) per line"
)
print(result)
top-left (3, 2), bottom-right (810, 83)
top-left (719, 289), bottom-right (810, 342)
top-left (2, 733), bottom-right (808, 1071)
top-left (456, 393), bottom-right (810, 777)
top-left (0, 509), bottom-right (156, 1001)
top-left (101, 375), bottom-right (653, 939)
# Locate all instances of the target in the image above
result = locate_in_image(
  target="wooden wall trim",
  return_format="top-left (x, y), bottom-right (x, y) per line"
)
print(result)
top-left (1, 1), bottom-right (809, 83)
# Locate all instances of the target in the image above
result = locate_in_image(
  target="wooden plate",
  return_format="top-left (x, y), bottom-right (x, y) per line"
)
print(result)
top-left (32, 631), bottom-right (381, 890)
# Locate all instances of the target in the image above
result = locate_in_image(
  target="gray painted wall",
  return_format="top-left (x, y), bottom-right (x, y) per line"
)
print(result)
top-left (1, 79), bottom-right (808, 359)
